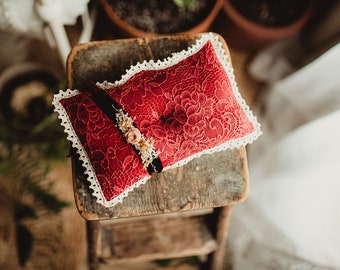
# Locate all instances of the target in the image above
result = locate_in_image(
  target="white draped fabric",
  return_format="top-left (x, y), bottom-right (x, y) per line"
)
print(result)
top-left (229, 43), bottom-right (340, 269)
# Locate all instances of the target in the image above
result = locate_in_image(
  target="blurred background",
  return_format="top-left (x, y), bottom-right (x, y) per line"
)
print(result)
top-left (0, 0), bottom-right (339, 269)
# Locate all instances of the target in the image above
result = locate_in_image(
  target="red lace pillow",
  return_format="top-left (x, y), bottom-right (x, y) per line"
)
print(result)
top-left (53, 33), bottom-right (261, 207)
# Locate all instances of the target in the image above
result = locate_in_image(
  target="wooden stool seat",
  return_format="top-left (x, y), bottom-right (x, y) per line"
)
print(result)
top-left (68, 33), bottom-right (249, 270)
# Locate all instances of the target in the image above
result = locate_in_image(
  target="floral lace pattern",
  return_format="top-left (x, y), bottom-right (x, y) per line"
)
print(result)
top-left (53, 33), bottom-right (262, 208)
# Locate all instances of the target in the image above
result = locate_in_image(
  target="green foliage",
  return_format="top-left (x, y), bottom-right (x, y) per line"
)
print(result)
top-left (172, 0), bottom-right (197, 11)
top-left (0, 115), bottom-right (69, 161)
top-left (23, 178), bottom-right (70, 213)
top-left (0, 114), bottom-right (70, 212)
top-left (0, 80), bottom-right (70, 266)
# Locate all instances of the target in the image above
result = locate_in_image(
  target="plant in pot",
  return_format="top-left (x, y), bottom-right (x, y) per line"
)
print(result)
top-left (222, 0), bottom-right (314, 50)
top-left (0, 62), bottom-right (69, 169)
top-left (99, 0), bottom-right (224, 37)
top-left (0, 63), bottom-right (60, 124)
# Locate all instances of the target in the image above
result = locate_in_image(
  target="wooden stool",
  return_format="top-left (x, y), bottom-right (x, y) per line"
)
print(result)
top-left (68, 33), bottom-right (249, 270)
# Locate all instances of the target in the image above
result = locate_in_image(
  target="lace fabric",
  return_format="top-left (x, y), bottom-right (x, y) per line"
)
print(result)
top-left (53, 33), bottom-right (262, 208)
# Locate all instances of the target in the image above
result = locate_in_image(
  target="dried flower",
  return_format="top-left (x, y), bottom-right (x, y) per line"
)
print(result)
top-left (115, 109), bottom-right (158, 169)
top-left (125, 127), bottom-right (142, 145)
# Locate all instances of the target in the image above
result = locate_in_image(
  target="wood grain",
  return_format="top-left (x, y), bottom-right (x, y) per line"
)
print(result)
top-left (100, 216), bottom-right (217, 263)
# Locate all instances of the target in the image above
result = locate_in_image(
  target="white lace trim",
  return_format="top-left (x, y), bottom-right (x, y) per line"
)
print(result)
top-left (53, 32), bottom-right (262, 208)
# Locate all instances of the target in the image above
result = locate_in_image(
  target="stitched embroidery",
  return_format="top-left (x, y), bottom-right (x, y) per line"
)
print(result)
top-left (53, 33), bottom-right (262, 207)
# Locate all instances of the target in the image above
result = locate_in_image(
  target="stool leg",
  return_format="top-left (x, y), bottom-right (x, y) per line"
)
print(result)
top-left (208, 206), bottom-right (232, 270)
top-left (87, 220), bottom-right (100, 270)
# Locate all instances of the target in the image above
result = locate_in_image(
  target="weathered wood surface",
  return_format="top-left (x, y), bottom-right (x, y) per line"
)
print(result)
top-left (99, 208), bottom-right (214, 226)
top-left (99, 216), bottom-right (217, 264)
top-left (68, 33), bottom-right (249, 220)
top-left (99, 260), bottom-right (200, 270)
top-left (71, 147), bottom-right (248, 220)
top-left (208, 206), bottom-right (232, 270)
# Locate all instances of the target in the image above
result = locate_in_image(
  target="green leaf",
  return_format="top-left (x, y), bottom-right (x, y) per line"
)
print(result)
top-left (172, 0), bottom-right (196, 10)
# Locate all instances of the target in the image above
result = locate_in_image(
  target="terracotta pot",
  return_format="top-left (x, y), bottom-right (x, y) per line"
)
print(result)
top-left (222, 0), bottom-right (313, 50)
top-left (0, 62), bottom-right (59, 124)
top-left (100, 0), bottom-right (224, 37)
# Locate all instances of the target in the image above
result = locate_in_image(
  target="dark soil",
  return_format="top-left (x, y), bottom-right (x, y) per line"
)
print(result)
top-left (107, 0), bottom-right (215, 34)
top-left (230, 0), bottom-right (312, 27)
